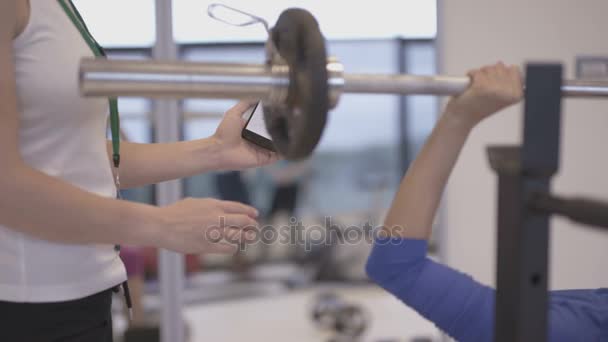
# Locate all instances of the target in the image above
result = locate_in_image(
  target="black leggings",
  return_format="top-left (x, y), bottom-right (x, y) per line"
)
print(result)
top-left (0, 289), bottom-right (114, 342)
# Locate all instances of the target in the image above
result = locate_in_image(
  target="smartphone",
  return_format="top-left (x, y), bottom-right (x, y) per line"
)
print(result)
top-left (242, 101), bottom-right (276, 152)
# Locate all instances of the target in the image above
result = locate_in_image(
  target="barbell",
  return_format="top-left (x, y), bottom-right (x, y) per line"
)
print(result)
top-left (79, 8), bottom-right (608, 160)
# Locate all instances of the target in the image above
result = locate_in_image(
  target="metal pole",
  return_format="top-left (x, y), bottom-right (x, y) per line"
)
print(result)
top-left (342, 73), bottom-right (469, 95)
top-left (153, 1), bottom-right (186, 342)
top-left (397, 38), bottom-right (410, 175)
top-left (490, 64), bottom-right (562, 342)
top-left (80, 59), bottom-right (279, 99)
top-left (80, 58), bottom-right (608, 99)
top-left (562, 79), bottom-right (608, 97)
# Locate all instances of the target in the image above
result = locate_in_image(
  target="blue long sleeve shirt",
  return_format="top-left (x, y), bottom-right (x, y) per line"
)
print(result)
top-left (365, 238), bottom-right (608, 342)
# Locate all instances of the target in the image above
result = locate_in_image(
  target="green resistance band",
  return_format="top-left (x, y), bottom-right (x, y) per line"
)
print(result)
top-left (57, 0), bottom-right (121, 169)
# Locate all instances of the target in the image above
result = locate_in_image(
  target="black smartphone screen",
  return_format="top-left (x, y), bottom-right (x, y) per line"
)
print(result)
top-left (242, 101), bottom-right (276, 152)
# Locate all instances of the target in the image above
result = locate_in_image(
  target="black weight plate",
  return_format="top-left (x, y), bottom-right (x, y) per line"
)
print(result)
top-left (264, 8), bottom-right (329, 160)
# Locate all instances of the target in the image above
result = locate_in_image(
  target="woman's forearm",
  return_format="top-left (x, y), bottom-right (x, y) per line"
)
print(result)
top-left (0, 162), bottom-right (161, 246)
top-left (109, 139), bottom-right (222, 189)
top-left (383, 63), bottom-right (522, 240)
top-left (383, 113), bottom-right (473, 239)
top-left (112, 102), bottom-right (278, 189)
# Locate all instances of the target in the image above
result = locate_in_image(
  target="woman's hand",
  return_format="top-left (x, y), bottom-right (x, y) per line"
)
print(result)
top-left (154, 198), bottom-right (259, 254)
top-left (445, 62), bottom-right (523, 129)
top-left (212, 101), bottom-right (279, 170)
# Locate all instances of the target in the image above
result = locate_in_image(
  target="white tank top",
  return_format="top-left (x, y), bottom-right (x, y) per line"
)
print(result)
top-left (0, 0), bottom-right (127, 302)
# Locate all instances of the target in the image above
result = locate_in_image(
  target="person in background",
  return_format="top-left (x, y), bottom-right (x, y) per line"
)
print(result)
top-left (266, 160), bottom-right (311, 221)
top-left (255, 160), bottom-right (311, 260)
top-left (365, 62), bottom-right (608, 341)
top-left (216, 171), bottom-right (253, 206)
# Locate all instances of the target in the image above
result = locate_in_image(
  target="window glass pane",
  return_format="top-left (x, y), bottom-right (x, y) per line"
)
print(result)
top-left (72, 0), bottom-right (156, 47)
top-left (297, 40), bottom-right (400, 215)
top-left (404, 43), bottom-right (439, 155)
top-left (318, 41), bottom-right (399, 152)
top-left (173, 0), bottom-right (436, 43)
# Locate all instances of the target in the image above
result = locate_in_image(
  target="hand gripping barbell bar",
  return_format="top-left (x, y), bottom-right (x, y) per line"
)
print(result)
top-left (79, 8), bottom-right (608, 160)
top-left (78, 57), bottom-right (608, 161)
top-left (80, 58), bottom-right (608, 100)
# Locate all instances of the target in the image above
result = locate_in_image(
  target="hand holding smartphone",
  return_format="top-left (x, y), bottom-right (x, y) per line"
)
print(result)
top-left (241, 101), bottom-right (276, 152)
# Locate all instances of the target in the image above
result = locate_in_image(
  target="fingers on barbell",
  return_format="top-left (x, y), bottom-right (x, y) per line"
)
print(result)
top-left (467, 68), bottom-right (481, 80)
top-left (496, 62), bottom-right (511, 79)
top-left (467, 68), bottom-right (489, 91)
top-left (468, 63), bottom-right (521, 89)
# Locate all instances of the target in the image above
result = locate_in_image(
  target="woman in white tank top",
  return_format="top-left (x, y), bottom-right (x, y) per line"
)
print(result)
top-left (0, 0), bottom-right (275, 340)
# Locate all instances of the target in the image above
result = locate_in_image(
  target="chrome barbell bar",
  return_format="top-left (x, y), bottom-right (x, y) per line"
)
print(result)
top-left (79, 58), bottom-right (608, 102)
